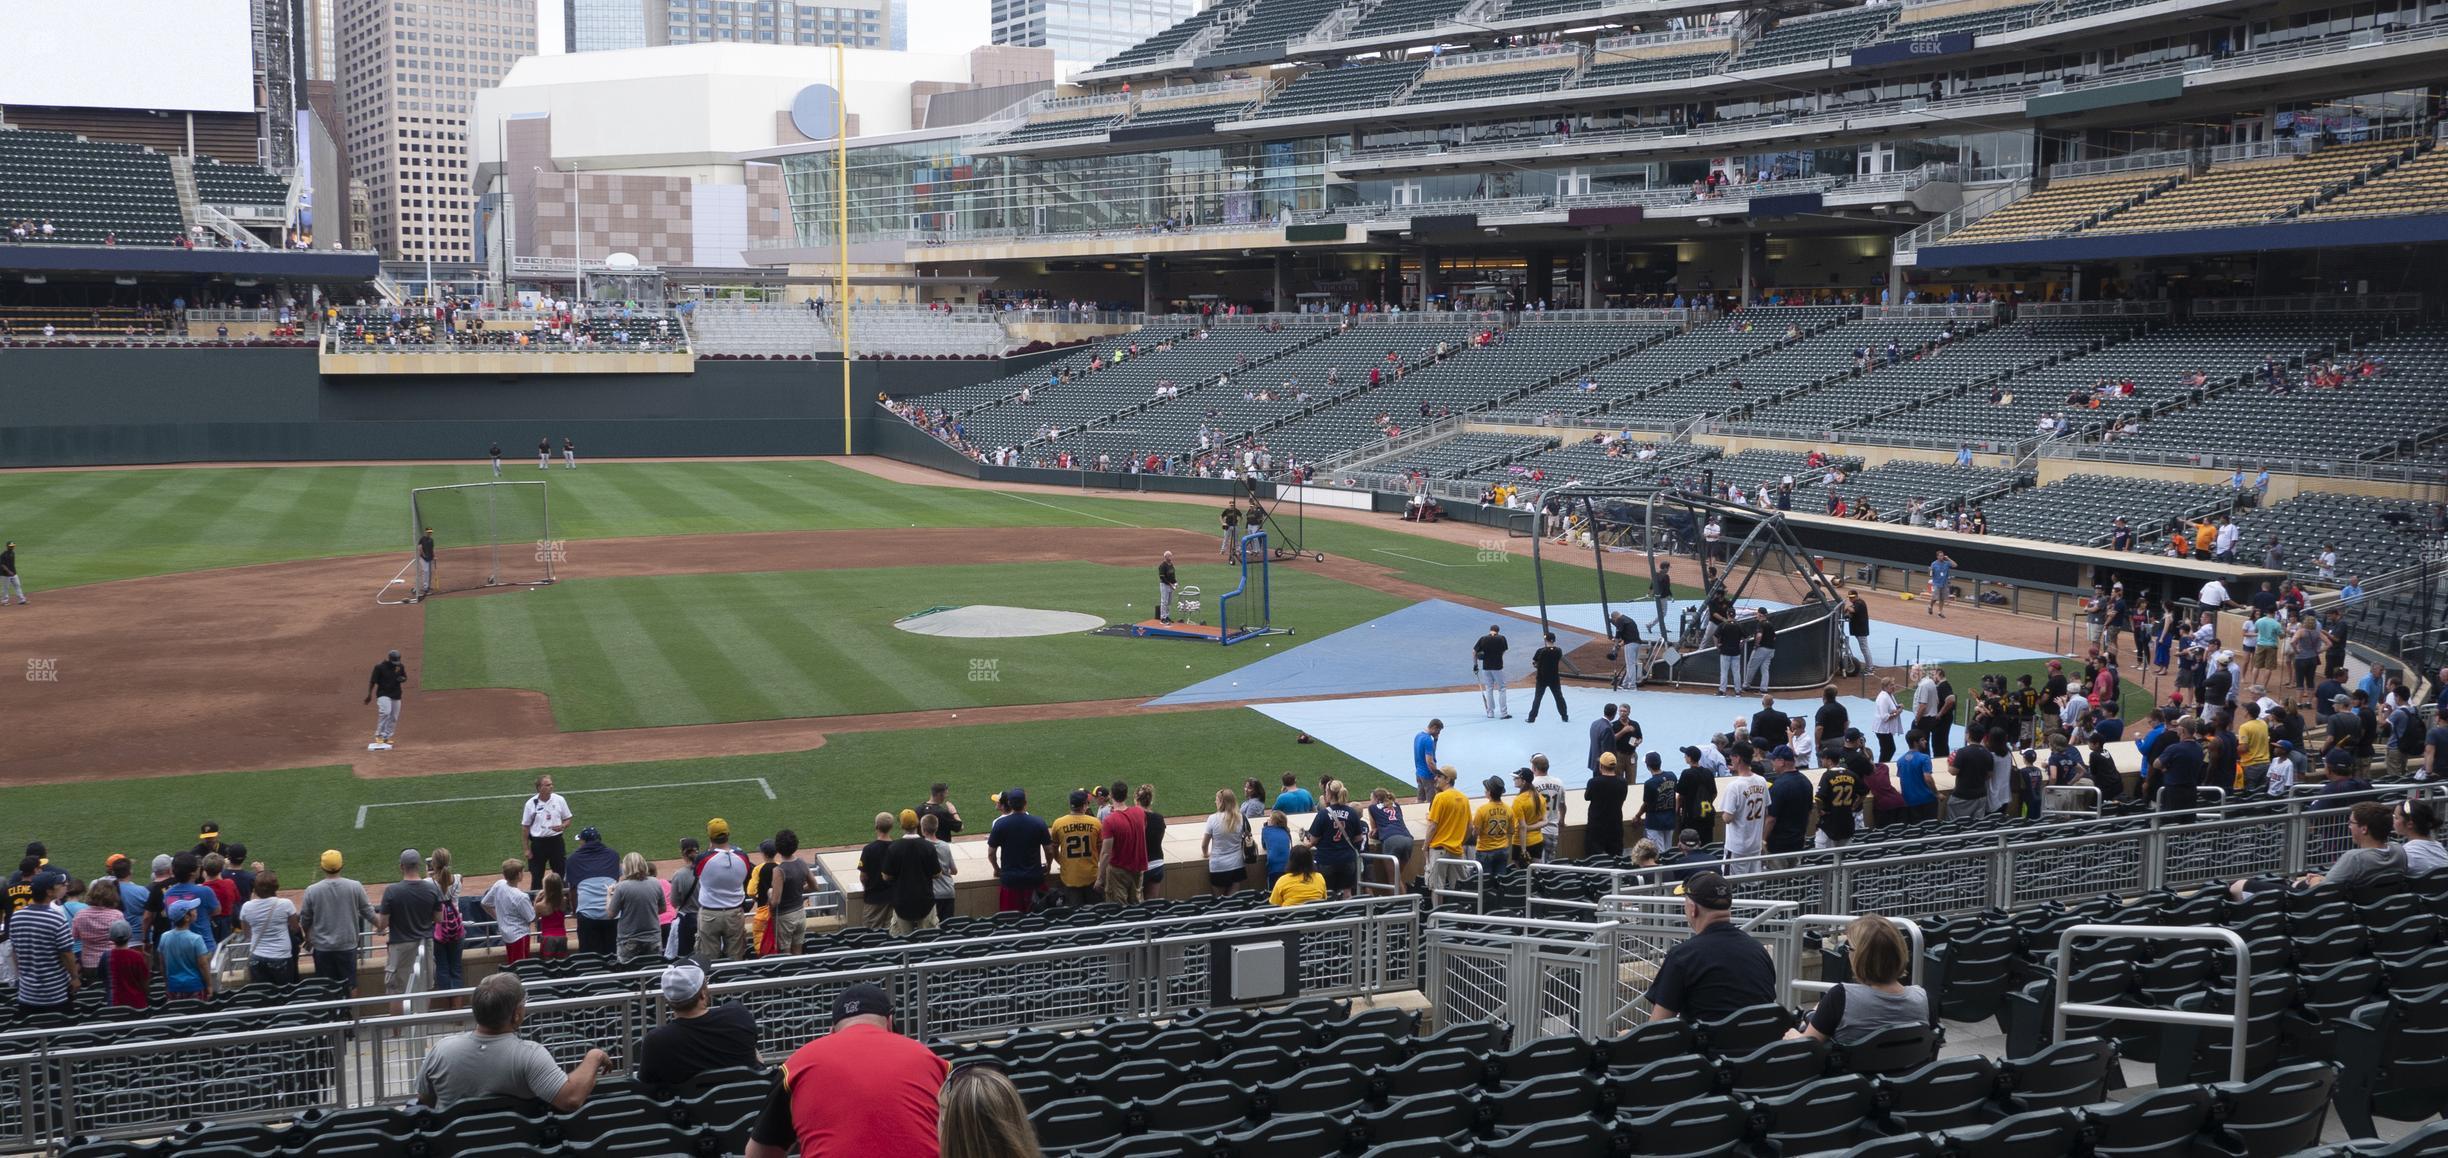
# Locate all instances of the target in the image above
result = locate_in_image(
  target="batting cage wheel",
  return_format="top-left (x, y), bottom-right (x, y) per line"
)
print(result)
top-left (378, 480), bottom-right (558, 605)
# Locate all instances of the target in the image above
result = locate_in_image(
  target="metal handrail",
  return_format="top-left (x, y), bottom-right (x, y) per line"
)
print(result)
top-left (1786, 914), bottom-right (1925, 1008)
top-left (2052, 924), bottom-right (2250, 1082)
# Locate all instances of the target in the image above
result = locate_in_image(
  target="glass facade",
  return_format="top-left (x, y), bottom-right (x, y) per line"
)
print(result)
top-left (567, 0), bottom-right (648, 50)
top-left (654, 0), bottom-right (885, 47)
top-left (783, 133), bottom-right (1335, 241)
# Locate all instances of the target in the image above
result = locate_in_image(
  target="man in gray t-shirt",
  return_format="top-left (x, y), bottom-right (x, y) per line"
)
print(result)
top-left (2231, 801), bottom-right (2404, 900)
top-left (299, 852), bottom-right (376, 995)
top-left (377, 849), bottom-right (441, 1008)
top-left (417, 973), bottom-right (606, 1111)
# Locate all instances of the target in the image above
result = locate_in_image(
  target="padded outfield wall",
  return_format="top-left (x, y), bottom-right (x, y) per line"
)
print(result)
top-left (0, 349), bottom-right (1069, 467)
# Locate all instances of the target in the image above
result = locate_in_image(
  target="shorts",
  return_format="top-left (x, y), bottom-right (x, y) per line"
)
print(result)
top-left (1321, 860), bottom-right (1358, 895)
top-left (1208, 865), bottom-right (1248, 888)
top-left (997, 882), bottom-right (1043, 913)
top-left (1379, 834), bottom-right (1414, 865)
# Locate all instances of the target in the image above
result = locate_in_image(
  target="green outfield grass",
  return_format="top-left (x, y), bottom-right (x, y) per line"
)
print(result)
top-left (5, 710), bottom-right (1382, 880)
top-left (0, 459), bottom-right (1619, 609)
top-left (419, 561), bottom-right (1409, 730)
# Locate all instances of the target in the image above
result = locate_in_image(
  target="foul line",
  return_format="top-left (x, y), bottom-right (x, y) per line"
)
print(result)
top-left (1373, 548), bottom-right (1478, 569)
top-left (355, 776), bottom-right (776, 829)
top-left (991, 490), bottom-right (1143, 528)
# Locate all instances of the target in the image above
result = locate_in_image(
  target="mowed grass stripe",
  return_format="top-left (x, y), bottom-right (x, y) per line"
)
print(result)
top-left (715, 571), bottom-right (882, 715)
top-left (685, 462), bottom-right (843, 529)
top-left (616, 575), bottom-right (797, 725)
top-left (581, 579), bottom-right (735, 730)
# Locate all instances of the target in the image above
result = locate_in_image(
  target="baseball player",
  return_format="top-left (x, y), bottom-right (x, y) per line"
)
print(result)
top-left (0, 540), bottom-right (24, 605)
top-left (538, 437), bottom-right (551, 469)
top-left (412, 528), bottom-right (436, 601)
top-left (1219, 501), bottom-right (1242, 560)
top-left (562, 437), bottom-right (577, 469)
top-left (365, 649), bottom-right (407, 749)
top-left (1473, 624), bottom-right (1511, 719)
top-left (1156, 551), bottom-right (1177, 624)
top-left (488, 442), bottom-right (502, 477)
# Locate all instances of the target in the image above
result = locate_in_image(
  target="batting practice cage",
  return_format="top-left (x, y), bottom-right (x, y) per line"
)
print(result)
top-left (379, 481), bottom-right (557, 604)
top-left (1520, 483), bottom-right (1846, 691)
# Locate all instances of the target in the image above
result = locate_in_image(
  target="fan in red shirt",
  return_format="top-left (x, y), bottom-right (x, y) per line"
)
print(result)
top-left (746, 984), bottom-right (947, 1158)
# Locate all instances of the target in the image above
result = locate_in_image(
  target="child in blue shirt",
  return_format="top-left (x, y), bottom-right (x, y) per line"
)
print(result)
top-left (1260, 811), bottom-right (1292, 887)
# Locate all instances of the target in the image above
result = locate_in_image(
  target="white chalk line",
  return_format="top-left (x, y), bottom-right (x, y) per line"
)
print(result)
top-left (354, 776), bottom-right (776, 829)
top-left (991, 490), bottom-right (1143, 528)
top-left (1372, 548), bottom-right (1480, 569)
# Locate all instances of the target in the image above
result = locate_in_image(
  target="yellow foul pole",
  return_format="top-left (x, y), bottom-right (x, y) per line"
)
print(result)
top-left (836, 43), bottom-right (853, 453)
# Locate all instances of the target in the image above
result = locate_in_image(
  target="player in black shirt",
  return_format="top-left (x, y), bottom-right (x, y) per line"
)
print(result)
top-left (365, 648), bottom-right (408, 748)
top-left (1156, 552), bottom-right (1178, 625)
top-left (413, 528), bottom-right (436, 601)
top-left (1526, 632), bottom-right (1568, 724)
top-left (1219, 502), bottom-right (1242, 560)
top-left (488, 442), bottom-right (503, 477)
top-left (1472, 625), bottom-right (1511, 719)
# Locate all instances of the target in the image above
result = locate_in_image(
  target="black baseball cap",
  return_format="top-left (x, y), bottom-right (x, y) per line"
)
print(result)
top-left (832, 983), bottom-right (893, 1023)
top-left (1675, 871), bottom-right (1734, 910)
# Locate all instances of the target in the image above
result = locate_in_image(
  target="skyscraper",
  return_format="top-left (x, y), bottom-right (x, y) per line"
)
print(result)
top-left (645, 0), bottom-right (890, 48)
top-left (991, 0), bottom-right (1197, 63)
top-left (336, 0), bottom-right (537, 260)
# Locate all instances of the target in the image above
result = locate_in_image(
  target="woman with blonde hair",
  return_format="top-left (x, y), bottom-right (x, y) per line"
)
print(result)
top-left (606, 851), bottom-right (666, 962)
top-left (939, 1064), bottom-right (1042, 1158)
top-left (1202, 788), bottom-right (1248, 895)
top-left (427, 848), bottom-right (464, 995)
top-left (1790, 914), bottom-right (1928, 1044)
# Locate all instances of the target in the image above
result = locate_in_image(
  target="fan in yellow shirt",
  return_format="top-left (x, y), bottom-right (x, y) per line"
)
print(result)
top-left (1047, 791), bottom-right (1104, 903)
top-left (1425, 767), bottom-right (1472, 857)
top-left (1472, 776), bottom-right (1519, 877)
top-left (1268, 845), bottom-right (1327, 906)
top-left (1510, 766), bottom-right (1548, 862)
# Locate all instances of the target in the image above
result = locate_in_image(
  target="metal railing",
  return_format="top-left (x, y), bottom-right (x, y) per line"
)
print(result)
top-left (1895, 179), bottom-right (2025, 253)
top-left (1593, 24), bottom-right (1738, 53)
top-left (1425, 41), bottom-right (1584, 71)
top-left (1425, 911), bottom-right (1623, 1040)
top-left (2047, 148), bottom-right (2190, 180)
top-left (2017, 299), bottom-right (2172, 317)
top-left (1526, 780), bottom-right (2444, 922)
top-left (2052, 924), bottom-right (2251, 1081)
top-left (2187, 293), bottom-right (2426, 316)
top-left (0, 895), bottom-right (1423, 1148)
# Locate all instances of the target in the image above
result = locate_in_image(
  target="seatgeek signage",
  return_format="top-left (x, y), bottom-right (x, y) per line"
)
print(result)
top-left (1848, 32), bottom-right (1975, 67)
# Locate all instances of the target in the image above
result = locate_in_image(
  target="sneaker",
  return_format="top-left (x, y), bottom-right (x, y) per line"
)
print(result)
top-left (1500, 713), bottom-right (1513, 719)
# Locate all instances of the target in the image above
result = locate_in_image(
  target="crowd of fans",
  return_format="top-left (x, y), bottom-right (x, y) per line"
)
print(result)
top-left (330, 300), bottom-right (683, 351)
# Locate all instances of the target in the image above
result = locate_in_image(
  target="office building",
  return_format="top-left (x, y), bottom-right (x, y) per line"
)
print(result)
top-left (645, 0), bottom-right (889, 48)
top-left (990, 0), bottom-right (1196, 65)
top-left (335, 0), bottom-right (537, 260)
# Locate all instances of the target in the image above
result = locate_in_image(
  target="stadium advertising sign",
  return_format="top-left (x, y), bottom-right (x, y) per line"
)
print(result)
top-left (1848, 32), bottom-right (1974, 67)
top-left (0, 0), bottom-right (257, 114)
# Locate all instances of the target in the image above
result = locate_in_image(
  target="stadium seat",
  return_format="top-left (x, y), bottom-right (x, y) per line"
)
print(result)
top-left (1875, 1054), bottom-right (2001, 1133)
top-left (1832, 1024), bottom-right (1942, 1076)
top-left (1614, 1094), bottom-right (1752, 1157)
top-left (1608, 1053), bottom-right (1722, 1111)
top-left (1258, 1062), bottom-right (1373, 1116)
top-left (1756, 1072), bottom-right (1879, 1154)
top-left (1138, 1080), bottom-right (1254, 1135)
top-left (1940, 1107), bottom-right (2086, 1158)
top-left (1996, 1037), bottom-right (2120, 1111)
top-left (1220, 1113), bottom-right (1351, 1158)
top-left (1356, 1089), bottom-right (1480, 1148)
top-left (2083, 1084), bottom-right (2219, 1158)
top-left (1486, 1034), bottom-right (1600, 1085)
top-left (1078, 1132), bottom-right (1212, 1158)
top-left (1029, 1096), bottom-right (1133, 1153)
top-left (2334, 982), bottom-right (2448, 1137)
top-left (1380, 1047), bottom-right (1489, 1100)
top-left (2212, 1061), bottom-right (2339, 1157)
top-left (1485, 1116), bottom-right (1619, 1157)
top-left (1488, 1071), bottom-right (1608, 1129)
top-left (1696, 1003), bottom-right (1796, 1057)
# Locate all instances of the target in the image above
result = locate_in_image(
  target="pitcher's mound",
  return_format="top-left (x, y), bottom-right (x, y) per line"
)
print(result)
top-left (894, 605), bottom-right (1106, 638)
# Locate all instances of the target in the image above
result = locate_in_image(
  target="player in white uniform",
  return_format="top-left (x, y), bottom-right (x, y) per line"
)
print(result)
top-left (1713, 753), bottom-right (1769, 877)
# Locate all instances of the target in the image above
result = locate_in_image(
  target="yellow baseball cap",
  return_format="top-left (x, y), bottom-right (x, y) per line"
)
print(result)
top-left (706, 818), bottom-right (730, 838)
top-left (899, 808), bottom-right (920, 831)
top-left (320, 850), bottom-right (344, 872)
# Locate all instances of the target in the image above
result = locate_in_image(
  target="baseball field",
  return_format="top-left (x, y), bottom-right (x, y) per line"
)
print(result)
top-left (0, 457), bottom-right (2138, 875)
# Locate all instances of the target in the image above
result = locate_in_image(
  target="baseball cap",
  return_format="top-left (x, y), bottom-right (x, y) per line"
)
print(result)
top-left (399, 848), bottom-right (424, 871)
top-left (108, 919), bottom-right (131, 944)
top-left (757, 838), bottom-right (777, 857)
top-left (578, 826), bottom-right (602, 842)
top-left (198, 825), bottom-right (220, 840)
top-left (1770, 745), bottom-right (1796, 762)
top-left (1599, 752), bottom-right (1618, 768)
top-left (104, 853), bottom-right (129, 870)
top-left (1675, 871), bottom-right (1734, 910)
top-left (899, 808), bottom-right (920, 831)
top-left (1843, 728), bottom-right (1864, 742)
top-left (150, 854), bottom-right (173, 875)
top-left (832, 983), bottom-right (893, 1023)
top-left (660, 961), bottom-right (707, 1005)
top-left (2275, 740), bottom-right (2296, 751)
top-left (706, 818), bottom-right (730, 839)
top-left (1680, 745), bottom-right (1703, 761)
top-left (167, 898), bottom-right (202, 924)
top-left (320, 850), bottom-right (344, 872)
top-left (1483, 776), bottom-right (1506, 796)
top-left (30, 869), bottom-right (67, 894)
top-left (2333, 694), bottom-right (2352, 707)
top-left (388, 649), bottom-right (402, 661)
top-left (1004, 787), bottom-right (1027, 808)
